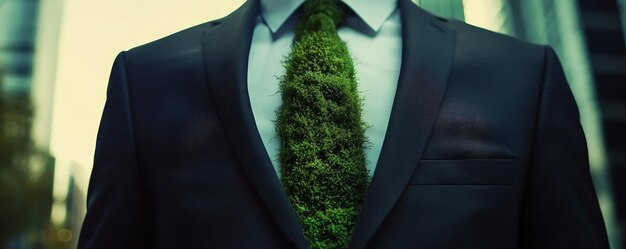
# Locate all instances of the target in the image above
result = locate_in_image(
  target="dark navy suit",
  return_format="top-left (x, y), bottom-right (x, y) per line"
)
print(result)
top-left (77, 0), bottom-right (610, 248)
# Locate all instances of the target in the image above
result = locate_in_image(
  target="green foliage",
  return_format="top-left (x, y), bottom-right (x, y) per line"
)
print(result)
top-left (276, 0), bottom-right (369, 248)
top-left (0, 66), bottom-right (54, 246)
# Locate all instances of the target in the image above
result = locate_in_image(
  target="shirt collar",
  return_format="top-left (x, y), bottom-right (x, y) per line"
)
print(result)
top-left (259, 0), bottom-right (397, 34)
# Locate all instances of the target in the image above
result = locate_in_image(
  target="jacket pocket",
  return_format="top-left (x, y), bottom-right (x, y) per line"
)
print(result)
top-left (410, 159), bottom-right (518, 185)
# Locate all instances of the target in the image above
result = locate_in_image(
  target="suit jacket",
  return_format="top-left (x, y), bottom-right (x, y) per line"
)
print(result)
top-left (77, 0), bottom-right (610, 248)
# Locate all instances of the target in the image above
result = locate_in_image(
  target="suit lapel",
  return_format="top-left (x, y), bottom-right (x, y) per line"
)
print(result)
top-left (201, 0), bottom-right (455, 247)
top-left (349, 0), bottom-right (456, 248)
top-left (201, 1), bottom-right (308, 248)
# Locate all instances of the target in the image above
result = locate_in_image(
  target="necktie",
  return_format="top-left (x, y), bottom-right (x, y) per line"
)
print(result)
top-left (276, 0), bottom-right (369, 248)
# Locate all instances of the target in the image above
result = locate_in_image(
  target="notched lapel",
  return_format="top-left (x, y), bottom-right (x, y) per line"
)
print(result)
top-left (201, 1), bottom-right (308, 248)
top-left (349, 0), bottom-right (457, 248)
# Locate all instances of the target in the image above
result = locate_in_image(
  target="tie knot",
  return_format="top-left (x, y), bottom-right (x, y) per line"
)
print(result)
top-left (296, 0), bottom-right (345, 36)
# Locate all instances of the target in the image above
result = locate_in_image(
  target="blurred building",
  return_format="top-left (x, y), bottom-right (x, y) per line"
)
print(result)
top-left (416, 0), bottom-right (465, 20)
top-left (575, 2), bottom-right (626, 249)
top-left (0, 0), bottom-right (35, 91)
top-left (0, 0), bottom-right (37, 97)
top-left (0, 0), bottom-right (56, 248)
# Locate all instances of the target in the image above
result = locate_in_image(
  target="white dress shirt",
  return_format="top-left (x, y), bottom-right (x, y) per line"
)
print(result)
top-left (247, 0), bottom-right (402, 178)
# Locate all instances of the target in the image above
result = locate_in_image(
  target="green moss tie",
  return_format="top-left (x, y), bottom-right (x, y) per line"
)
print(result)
top-left (276, 0), bottom-right (369, 248)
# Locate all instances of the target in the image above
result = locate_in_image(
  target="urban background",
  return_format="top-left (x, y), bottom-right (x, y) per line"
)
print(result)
top-left (0, 0), bottom-right (625, 248)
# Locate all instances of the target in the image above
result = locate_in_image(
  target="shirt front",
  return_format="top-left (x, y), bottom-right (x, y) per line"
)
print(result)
top-left (247, 0), bottom-right (402, 178)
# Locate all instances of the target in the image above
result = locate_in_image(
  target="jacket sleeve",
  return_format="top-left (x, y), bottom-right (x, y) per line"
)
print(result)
top-left (519, 46), bottom-right (610, 248)
top-left (77, 52), bottom-right (151, 249)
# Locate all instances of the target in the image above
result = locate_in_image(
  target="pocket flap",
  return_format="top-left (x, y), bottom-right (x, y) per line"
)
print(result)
top-left (410, 159), bottom-right (518, 185)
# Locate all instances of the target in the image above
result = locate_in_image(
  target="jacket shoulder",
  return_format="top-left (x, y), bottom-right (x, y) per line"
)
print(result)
top-left (123, 19), bottom-right (220, 63)
top-left (449, 17), bottom-right (546, 66)
top-left (437, 17), bottom-right (548, 83)
top-left (111, 18), bottom-right (225, 100)
top-left (445, 17), bottom-right (545, 56)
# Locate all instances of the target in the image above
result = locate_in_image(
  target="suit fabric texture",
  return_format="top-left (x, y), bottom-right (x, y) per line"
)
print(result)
top-left (77, 0), bottom-right (610, 248)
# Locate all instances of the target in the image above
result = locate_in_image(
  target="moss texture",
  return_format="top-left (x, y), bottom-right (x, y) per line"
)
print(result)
top-left (276, 0), bottom-right (369, 248)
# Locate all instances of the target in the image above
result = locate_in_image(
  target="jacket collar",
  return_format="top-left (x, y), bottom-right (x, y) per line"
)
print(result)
top-left (260, 0), bottom-right (397, 33)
